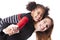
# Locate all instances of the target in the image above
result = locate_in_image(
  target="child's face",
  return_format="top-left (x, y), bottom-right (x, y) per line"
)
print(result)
top-left (35, 18), bottom-right (52, 32)
top-left (31, 7), bottom-right (45, 22)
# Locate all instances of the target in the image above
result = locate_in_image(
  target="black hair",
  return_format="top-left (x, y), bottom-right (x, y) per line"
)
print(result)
top-left (42, 7), bottom-right (49, 19)
top-left (26, 1), bottom-right (50, 18)
top-left (26, 2), bottom-right (37, 11)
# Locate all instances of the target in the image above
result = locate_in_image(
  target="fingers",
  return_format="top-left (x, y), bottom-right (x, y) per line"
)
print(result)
top-left (3, 26), bottom-right (13, 35)
top-left (3, 24), bottom-right (19, 36)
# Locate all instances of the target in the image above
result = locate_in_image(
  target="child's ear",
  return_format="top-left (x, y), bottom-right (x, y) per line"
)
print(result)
top-left (31, 10), bottom-right (35, 13)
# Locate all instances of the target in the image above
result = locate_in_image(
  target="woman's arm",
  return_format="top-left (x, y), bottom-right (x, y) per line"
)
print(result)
top-left (3, 24), bottom-right (19, 36)
top-left (0, 14), bottom-right (20, 32)
top-left (0, 13), bottom-right (29, 36)
top-left (3, 16), bottom-right (29, 36)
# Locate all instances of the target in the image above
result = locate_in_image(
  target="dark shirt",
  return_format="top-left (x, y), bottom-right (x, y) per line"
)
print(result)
top-left (0, 13), bottom-right (35, 40)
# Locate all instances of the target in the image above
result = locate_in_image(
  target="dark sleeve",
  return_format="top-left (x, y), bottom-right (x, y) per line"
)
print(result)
top-left (2, 13), bottom-right (27, 24)
top-left (0, 14), bottom-right (22, 32)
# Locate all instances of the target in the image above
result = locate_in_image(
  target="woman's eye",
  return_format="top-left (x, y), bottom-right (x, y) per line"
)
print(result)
top-left (46, 25), bottom-right (49, 28)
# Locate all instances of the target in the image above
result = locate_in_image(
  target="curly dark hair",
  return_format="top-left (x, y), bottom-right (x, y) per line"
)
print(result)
top-left (26, 1), bottom-right (49, 18)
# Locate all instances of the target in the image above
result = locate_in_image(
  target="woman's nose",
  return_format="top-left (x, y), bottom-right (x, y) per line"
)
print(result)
top-left (42, 24), bottom-right (46, 28)
top-left (41, 26), bottom-right (46, 30)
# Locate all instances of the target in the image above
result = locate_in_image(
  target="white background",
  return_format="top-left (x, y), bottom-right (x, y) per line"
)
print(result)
top-left (0, 0), bottom-right (60, 40)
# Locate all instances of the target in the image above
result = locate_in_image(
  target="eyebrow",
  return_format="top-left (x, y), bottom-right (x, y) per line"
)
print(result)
top-left (44, 20), bottom-right (47, 23)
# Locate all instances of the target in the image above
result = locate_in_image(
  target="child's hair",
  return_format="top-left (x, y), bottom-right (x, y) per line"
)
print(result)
top-left (26, 1), bottom-right (49, 18)
top-left (36, 16), bottom-right (54, 40)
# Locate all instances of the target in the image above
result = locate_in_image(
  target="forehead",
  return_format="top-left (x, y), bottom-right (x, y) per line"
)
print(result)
top-left (35, 7), bottom-right (45, 12)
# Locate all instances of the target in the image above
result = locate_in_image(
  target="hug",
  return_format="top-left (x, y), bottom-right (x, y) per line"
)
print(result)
top-left (0, 1), bottom-right (54, 40)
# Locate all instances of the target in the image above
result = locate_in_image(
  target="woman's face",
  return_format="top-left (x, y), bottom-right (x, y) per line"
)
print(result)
top-left (35, 18), bottom-right (52, 32)
top-left (31, 7), bottom-right (45, 22)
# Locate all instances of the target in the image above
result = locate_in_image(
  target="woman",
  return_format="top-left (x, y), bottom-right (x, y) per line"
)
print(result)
top-left (34, 16), bottom-right (54, 40)
top-left (0, 2), bottom-right (49, 40)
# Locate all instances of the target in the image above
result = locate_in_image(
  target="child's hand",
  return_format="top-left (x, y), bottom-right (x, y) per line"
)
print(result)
top-left (3, 24), bottom-right (19, 36)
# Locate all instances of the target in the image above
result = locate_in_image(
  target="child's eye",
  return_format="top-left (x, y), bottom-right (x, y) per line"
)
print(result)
top-left (39, 13), bottom-right (42, 16)
top-left (46, 25), bottom-right (49, 28)
top-left (37, 12), bottom-right (40, 14)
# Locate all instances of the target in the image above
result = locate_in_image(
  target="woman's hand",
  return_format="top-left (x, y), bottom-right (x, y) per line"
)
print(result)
top-left (3, 24), bottom-right (19, 36)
